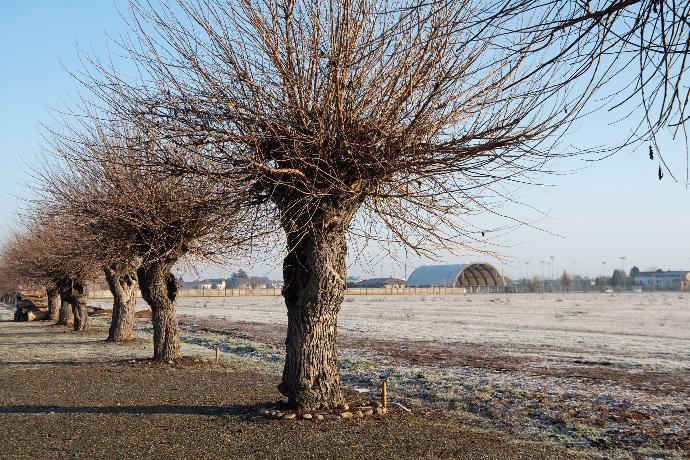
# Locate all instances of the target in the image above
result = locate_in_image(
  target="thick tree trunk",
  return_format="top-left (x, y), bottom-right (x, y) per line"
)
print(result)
top-left (58, 277), bottom-right (89, 332)
top-left (137, 262), bottom-right (180, 361)
top-left (278, 225), bottom-right (349, 410)
top-left (56, 294), bottom-right (74, 326)
top-left (47, 287), bottom-right (60, 321)
top-left (104, 263), bottom-right (139, 342)
top-left (70, 282), bottom-right (89, 332)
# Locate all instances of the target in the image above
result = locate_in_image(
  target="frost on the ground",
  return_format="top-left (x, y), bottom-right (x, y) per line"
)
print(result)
top-left (172, 292), bottom-right (689, 457)
top-left (173, 292), bottom-right (690, 371)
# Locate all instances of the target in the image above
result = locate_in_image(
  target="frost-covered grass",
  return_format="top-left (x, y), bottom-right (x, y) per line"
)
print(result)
top-left (171, 292), bottom-right (690, 371)
top-left (170, 293), bottom-right (689, 457)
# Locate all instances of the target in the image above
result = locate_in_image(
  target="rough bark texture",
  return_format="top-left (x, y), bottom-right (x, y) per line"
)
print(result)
top-left (58, 278), bottom-right (89, 332)
top-left (47, 287), bottom-right (60, 321)
top-left (137, 262), bottom-right (180, 361)
top-left (104, 263), bottom-right (139, 342)
top-left (278, 209), bottom-right (352, 410)
top-left (56, 294), bottom-right (74, 326)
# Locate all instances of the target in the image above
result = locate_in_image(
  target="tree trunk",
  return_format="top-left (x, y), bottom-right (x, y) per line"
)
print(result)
top-left (278, 224), bottom-right (349, 411)
top-left (137, 262), bottom-right (180, 361)
top-left (47, 287), bottom-right (60, 321)
top-left (58, 277), bottom-right (89, 332)
top-left (104, 262), bottom-right (139, 342)
top-left (56, 293), bottom-right (74, 326)
top-left (70, 281), bottom-right (89, 332)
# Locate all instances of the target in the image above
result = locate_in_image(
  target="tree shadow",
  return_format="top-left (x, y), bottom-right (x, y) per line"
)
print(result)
top-left (0, 359), bottom-right (137, 367)
top-left (0, 403), bottom-right (277, 421)
top-left (0, 341), bottom-right (104, 347)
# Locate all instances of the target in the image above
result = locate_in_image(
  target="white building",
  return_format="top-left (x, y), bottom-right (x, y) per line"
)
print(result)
top-left (632, 270), bottom-right (690, 291)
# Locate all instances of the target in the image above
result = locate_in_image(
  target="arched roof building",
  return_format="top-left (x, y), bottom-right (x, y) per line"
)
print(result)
top-left (406, 263), bottom-right (505, 289)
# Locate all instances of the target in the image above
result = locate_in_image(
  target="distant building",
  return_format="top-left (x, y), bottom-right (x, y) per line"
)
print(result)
top-left (406, 263), bottom-right (505, 292)
top-left (632, 270), bottom-right (690, 291)
top-left (198, 282), bottom-right (213, 289)
top-left (214, 281), bottom-right (226, 289)
top-left (350, 277), bottom-right (406, 289)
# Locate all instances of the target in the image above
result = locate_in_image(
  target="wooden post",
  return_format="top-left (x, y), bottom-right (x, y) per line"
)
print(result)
top-left (382, 379), bottom-right (388, 410)
top-left (215, 344), bottom-right (219, 365)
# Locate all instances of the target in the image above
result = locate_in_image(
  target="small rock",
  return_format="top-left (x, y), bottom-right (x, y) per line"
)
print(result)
top-left (364, 409), bottom-right (374, 416)
top-left (283, 413), bottom-right (296, 420)
top-left (354, 410), bottom-right (363, 418)
top-left (340, 411), bottom-right (353, 419)
top-left (301, 413), bottom-right (313, 420)
top-left (314, 414), bottom-right (324, 421)
top-left (375, 407), bottom-right (387, 415)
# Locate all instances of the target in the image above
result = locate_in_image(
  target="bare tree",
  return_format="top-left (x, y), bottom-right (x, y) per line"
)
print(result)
top-left (0, 238), bottom-right (61, 320)
top-left (497, 0), bottom-right (689, 176)
top-left (73, 0), bottom-right (687, 410)
top-left (0, 215), bottom-right (99, 330)
top-left (42, 118), bottom-right (256, 359)
top-left (103, 258), bottom-right (141, 342)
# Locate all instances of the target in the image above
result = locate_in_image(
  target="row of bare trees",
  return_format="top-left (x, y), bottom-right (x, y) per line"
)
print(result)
top-left (0, 0), bottom-right (686, 410)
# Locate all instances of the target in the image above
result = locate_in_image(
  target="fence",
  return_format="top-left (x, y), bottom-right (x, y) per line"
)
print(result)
top-left (87, 285), bottom-right (505, 299)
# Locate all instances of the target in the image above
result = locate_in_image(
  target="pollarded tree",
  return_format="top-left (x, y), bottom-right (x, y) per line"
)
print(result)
top-left (0, 235), bottom-right (60, 321)
top-left (85, 0), bottom-right (687, 409)
top-left (0, 215), bottom-right (99, 330)
top-left (85, 0), bottom-right (600, 410)
top-left (43, 117), bottom-right (257, 359)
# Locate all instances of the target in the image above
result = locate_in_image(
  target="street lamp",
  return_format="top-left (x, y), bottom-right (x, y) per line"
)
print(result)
top-left (572, 261), bottom-right (577, 291)
top-left (620, 256), bottom-right (627, 292)
top-left (540, 260), bottom-right (546, 293)
top-left (550, 255), bottom-right (555, 290)
top-left (602, 261), bottom-right (607, 289)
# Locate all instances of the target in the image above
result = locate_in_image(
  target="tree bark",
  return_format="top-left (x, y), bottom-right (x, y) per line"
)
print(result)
top-left (56, 293), bottom-right (74, 326)
top-left (58, 277), bottom-right (89, 331)
top-left (278, 223), bottom-right (349, 410)
top-left (47, 287), bottom-right (60, 321)
top-left (137, 261), bottom-right (180, 361)
top-left (104, 262), bottom-right (139, 342)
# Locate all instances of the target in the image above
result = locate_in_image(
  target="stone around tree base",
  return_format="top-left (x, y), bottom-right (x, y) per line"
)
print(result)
top-left (259, 403), bottom-right (388, 421)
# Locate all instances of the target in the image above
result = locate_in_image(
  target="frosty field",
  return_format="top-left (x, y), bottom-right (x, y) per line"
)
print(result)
top-left (169, 292), bottom-right (690, 371)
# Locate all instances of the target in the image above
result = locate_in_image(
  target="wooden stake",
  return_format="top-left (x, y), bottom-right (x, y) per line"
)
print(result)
top-left (382, 379), bottom-right (388, 409)
top-left (215, 344), bottom-right (219, 365)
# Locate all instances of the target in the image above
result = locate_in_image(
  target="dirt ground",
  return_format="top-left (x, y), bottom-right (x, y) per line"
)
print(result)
top-left (0, 317), bottom-right (586, 460)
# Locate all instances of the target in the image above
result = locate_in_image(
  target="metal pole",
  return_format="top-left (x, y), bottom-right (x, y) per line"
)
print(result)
top-left (540, 261), bottom-right (545, 293)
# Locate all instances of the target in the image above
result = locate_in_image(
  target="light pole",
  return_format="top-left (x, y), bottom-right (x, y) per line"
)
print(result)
top-left (547, 262), bottom-right (552, 292)
top-left (572, 261), bottom-right (576, 291)
top-left (602, 261), bottom-right (607, 289)
top-left (620, 256), bottom-right (627, 292)
top-left (550, 255), bottom-right (555, 290)
top-left (540, 260), bottom-right (546, 293)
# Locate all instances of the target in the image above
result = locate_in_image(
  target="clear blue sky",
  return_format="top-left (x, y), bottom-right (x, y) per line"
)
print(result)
top-left (1, 1), bottom-right (689, 280)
